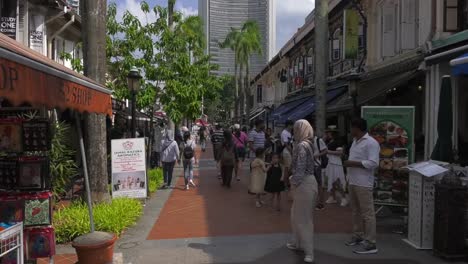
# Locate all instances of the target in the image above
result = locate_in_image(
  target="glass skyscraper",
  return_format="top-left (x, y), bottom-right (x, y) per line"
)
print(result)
top-left (199, 0), bottom-right (276, 76)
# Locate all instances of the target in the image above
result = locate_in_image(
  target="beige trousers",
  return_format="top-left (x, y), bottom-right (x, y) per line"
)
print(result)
top-left (291, 176), bottom-right (318, 258)
top-left (348, 184), bottom-right (376, 244)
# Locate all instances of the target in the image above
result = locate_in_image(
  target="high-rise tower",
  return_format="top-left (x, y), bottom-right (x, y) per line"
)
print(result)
top-left (199, 0), bottom-right (276, 76)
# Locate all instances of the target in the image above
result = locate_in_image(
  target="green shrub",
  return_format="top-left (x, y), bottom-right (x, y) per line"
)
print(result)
top-left (148, 168), bottom-right (164, 193)
top-left (54, 198), bottom-right (143, 244)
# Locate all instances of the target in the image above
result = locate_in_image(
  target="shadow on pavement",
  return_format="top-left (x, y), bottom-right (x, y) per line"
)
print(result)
top-left (187, 242), bottom-right (421, 264)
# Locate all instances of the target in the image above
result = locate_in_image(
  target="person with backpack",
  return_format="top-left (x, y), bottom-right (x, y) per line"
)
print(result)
top-left (313, 132), bottom-right (328, 210)
top-left (219, 130), bottom-right (237, 188)
top-left (232, 124), bottom-right (248, 181)
top-left (199, 125), bottom-right (207, 152)
top-left (161, 130), bottom-right (180, 189)
top-left (182, 131), bottom-right (196, 190)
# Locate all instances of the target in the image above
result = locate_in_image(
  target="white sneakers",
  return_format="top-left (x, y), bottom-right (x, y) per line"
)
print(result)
top-left (340, 198), bottom-right (349, 207)
top-left (325, 197), bottom-right (337, 204)
top-left (304, 255), bottom-right (314, 263)
top-left (189, 180), bottom-right (196, 187)
top-left (326, 196), bottom-right (349, 207)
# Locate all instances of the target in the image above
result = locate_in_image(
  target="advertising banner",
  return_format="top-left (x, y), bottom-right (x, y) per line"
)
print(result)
top-left (362, 106), bottom-right (415, 206)
top-left (343, 9), bottom-right (359, 60)
top-left (111, 138), bottom-right (147, 199)
top-left (0, 0), bottom-right (17, 39)
top-left (29, 14), bottom-right (45, 54)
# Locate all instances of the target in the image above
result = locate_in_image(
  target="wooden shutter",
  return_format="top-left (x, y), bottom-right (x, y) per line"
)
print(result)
top-left (444, 0), bottom-right (459, 32)
top-left (401, 0), bottom-right (417, 50)
top-left (382, 2), bottom-right (396, 57)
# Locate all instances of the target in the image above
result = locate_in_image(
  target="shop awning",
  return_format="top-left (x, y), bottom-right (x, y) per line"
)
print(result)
top-left (270, 97), bottom-right (309, 121)
top-left (276, 87), bottom-right (347, 123)
top-left (249, 108), bottom-right (266, 121)
top-left (450, 53), bottom-right (468, 75)
top-left (0, 34), bottom-right (112, 116)
top-left (357, 70), bottom-right (421, 105)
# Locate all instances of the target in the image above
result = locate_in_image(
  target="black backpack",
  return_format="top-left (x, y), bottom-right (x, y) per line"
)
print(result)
top-left (183, 142), bottom-right (194, 159)
top-left (316, 137), bottom-right (328, 169)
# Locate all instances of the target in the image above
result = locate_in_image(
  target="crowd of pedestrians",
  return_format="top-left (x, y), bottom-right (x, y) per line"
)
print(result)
top-left (152, 117), bottom-right (380, 263)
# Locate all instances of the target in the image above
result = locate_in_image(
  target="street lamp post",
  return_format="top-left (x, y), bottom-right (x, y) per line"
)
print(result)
top-left (127, 66), bottom-right (142, 138)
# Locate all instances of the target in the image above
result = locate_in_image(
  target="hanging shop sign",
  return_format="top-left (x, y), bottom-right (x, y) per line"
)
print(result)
top-left (362, 106), bottom-right (415, 206)
top-left (29, 14), bottom-right (45, 54)
top-left (0, 0), bottom-right (17, 39)
top-left (0, 57), bottom-right (112, 116)
top-left (111, 138), bottom-right (147, 199)
top-left (343, 9), bottom-right (359, 60)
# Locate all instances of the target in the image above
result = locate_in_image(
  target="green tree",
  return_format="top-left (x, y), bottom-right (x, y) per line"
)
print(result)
top-left (220, 20), bottom-right (262, 123)
top-left (106, 1), bottom-right (221, 125)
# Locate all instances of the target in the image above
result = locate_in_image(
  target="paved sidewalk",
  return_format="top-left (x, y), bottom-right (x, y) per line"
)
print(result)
top-left (114, 143), bottom-right (461, 264)
top-left (49, 143), bottom-right (464, 263)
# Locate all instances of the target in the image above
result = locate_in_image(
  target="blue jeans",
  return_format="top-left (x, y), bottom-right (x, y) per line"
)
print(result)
top-left (162, 161), bottom-right (176, 186)
top-left (183, 160), bottom-right (194, 185)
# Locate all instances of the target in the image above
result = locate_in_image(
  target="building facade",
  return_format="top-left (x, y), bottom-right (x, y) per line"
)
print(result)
top-left (0, 0), bottom-right (82, 71)
top-left (198, 0), bottom-right (276, 76)
top-left (251, 0), bottom-right (468, 164)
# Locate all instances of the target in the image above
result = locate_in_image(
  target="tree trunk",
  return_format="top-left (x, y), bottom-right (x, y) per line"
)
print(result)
top-left (167, 0), bottom-right (176, 135)
top-left (239, 63), bottom-right (244, 124)
top-left (314, 0), bottom-right (329, 137)
top-left (244, 61), bottom-right (251, 124)
top-left (234, 57), bottom-right (240, 120)
top-left (81, 0), bottom-right (110, 202)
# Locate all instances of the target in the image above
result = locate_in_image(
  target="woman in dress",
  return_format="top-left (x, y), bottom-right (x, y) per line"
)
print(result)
top-left (250, 148), bottom-right (269, 208)
top-left (325, 128), bottom-right (348, 206)
top-left (287, 119), bottom-right (318, 263)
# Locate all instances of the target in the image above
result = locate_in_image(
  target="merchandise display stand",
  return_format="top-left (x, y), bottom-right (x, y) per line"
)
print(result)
top-left (0, 223), bottom-right (24, 264)
top-left (0, 112), bottom-right (55, 264)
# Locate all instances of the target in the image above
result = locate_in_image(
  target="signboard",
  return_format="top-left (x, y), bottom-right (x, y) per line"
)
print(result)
top-left (29, 14), bottom-right (45, 54)
top-left (362, 106), bottom-right (415, 206)
top-left (0, 0), bottom-right (17, 39)
top-left (0, 57), bottom-right (112, 116)
top-left (343, 9), bottom-right (359, 60)
top-left (111, 138), bottom-right (147, 199)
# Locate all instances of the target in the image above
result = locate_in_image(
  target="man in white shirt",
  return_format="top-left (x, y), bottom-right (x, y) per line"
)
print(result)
top-left (343, 118), bottom-right (380, 255)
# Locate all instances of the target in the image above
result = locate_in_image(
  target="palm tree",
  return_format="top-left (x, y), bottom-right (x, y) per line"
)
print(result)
top-left (220, 20), bottom-right (262, 122)
top-left (238, 20), bottom-right (262, 120)
top-left (220, 28), bottom-right (241, 119)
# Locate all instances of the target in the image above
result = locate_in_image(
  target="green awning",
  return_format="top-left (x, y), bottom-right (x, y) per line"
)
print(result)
top-left (431, 30), bottom-right (468, 51)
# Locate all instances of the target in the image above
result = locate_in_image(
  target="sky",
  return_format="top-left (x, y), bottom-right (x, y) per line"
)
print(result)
top-left (113, 0), bottom-right (315, 55)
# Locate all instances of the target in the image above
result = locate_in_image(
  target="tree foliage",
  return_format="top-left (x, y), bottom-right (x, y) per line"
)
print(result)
top-left (106, 1), bottom-right (222, 124)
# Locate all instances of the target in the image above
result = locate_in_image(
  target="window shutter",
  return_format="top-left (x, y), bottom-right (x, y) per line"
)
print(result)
top-left (444, 0), bottom-right (459, 32)
top-left (16, 0), bottom-right (28, 45)
top-left (401, 0), bottom-right (417, 50)
top-left (382, 3), bottom-right (396, 57)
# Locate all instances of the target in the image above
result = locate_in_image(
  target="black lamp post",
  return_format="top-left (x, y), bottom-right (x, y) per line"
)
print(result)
top-left (127, 66), bottom-right (142, 138)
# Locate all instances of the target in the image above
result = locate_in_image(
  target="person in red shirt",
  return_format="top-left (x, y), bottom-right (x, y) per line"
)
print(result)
top-left (232, 124), bottom-right (248, 181)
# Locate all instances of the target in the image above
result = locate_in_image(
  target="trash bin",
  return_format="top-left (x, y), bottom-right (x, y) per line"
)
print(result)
top-left (433, 184), bottom-right (467, 259)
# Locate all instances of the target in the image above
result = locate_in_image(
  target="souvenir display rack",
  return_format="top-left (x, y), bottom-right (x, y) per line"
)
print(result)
top-left (0, 113), bottom-right (55, 264)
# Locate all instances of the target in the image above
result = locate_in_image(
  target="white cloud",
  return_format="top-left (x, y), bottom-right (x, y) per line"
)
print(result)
top-left (276, 0), bottom-right (315, 53)
top-left (176, 2), bottom-right (198, 18)
top-left (115, 0), bottom-right (157, 24)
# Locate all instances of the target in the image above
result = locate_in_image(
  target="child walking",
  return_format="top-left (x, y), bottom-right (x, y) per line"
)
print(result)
top-left (264, 153), bottom-right (285, 211)
top-left (250, 148), bottom-right (269, 208)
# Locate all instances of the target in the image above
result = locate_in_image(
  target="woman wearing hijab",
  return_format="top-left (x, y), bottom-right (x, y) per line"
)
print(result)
top-left (287, 119), bottom-right (318, 263)
top-left (161, 130), bottom-right (180, 188)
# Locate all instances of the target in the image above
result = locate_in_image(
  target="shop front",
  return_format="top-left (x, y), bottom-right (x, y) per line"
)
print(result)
top-left (425, 30), bottom-right (468, 165)
top-left (0, 33), bottom-right (112, 263)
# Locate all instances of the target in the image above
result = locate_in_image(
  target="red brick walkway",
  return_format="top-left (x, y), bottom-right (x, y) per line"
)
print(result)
top-left (147, 144), bottom-right (352, 240)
